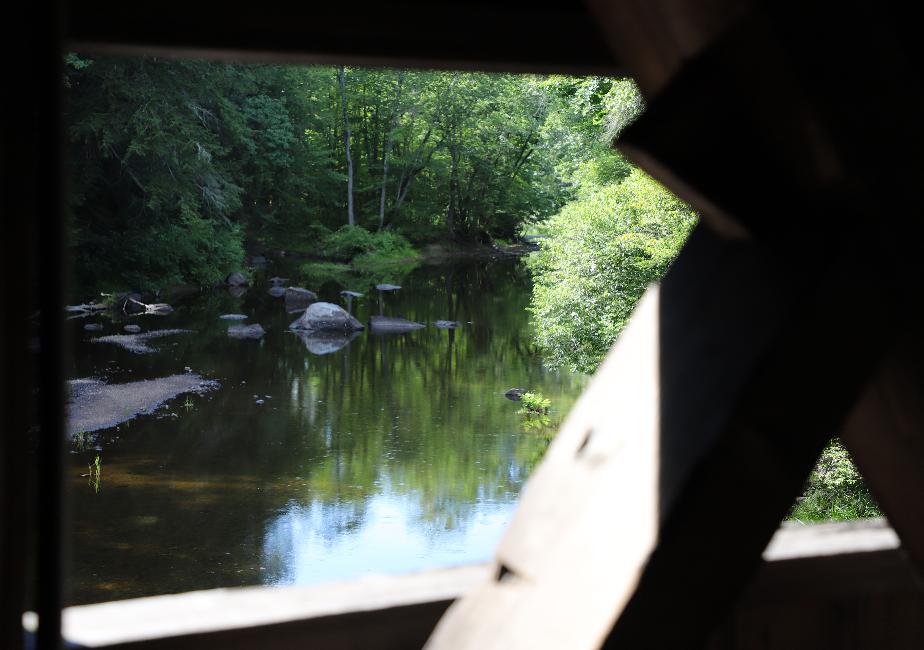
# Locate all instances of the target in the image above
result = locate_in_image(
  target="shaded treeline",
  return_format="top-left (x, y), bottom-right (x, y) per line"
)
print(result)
top-left (64, 55), bottom-right (622, 291)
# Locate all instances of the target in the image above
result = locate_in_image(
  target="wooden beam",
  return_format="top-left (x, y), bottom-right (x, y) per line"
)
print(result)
top-left (840, 332), bottom-right (924, 575)
top-left (709, 520), bottom-right (924, 650)
top-left (62, 564), bottom-right (492, 649)
top-left (57, 521), bottom-right (920, 650)
top-left (425, 200), bottom-right (914, 648)
top-left (62, 1), bottom-right (624, 75)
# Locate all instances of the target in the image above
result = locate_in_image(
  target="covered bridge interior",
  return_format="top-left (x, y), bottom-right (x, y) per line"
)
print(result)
top-left (2, 0), bottom-right (923, 648)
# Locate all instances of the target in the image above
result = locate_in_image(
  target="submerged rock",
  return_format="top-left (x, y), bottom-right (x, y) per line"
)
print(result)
top-left (434, 320), bottom-right (461, 329)
top-left (219, 314), bottom-right (248, 320)
top-left (67, 374), bottom-right (219, 435)
top-left (91, 329), bottom-right (192, 354)
top-left (83, 323), bottom-right (104, 331)
top-left (268, 286), bottom-right (286, 298)
top-left (228, 285), bottom-right (247, 298)
top-left (505, 388), bottom-right (526, 401)
top-left (226, 271), bottom-right (248, 286)
top-left (376, 284), bottom-right (401, 291)
top-left (285, 287), bottom-right (319, 312)
top-left (294, 330), bottom-right (360, 355)
top-left (369, 316), bottom-right (425, 334)
top-left (250, 255), bottom-right (267, 267)
top-left (227, 324), bottom-right (266, 339)
top-left (123, 324), bottom-right (142, 333)
top-left (289, 302), bottom-right (363, 333)
top-left (143, 303), bottom-right (174, 315)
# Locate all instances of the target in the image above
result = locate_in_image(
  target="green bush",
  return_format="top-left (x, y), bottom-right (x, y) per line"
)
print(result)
top-left (528, 170), bottom-right (696, 373)
top-left (790, 439), bottom-right (880, 522)
top-left (323, 225), bottom-right (379, 259)
top-left (518, 392), bottom-right (551, 415)
top-left (322, 226), bottom-right (418, 269)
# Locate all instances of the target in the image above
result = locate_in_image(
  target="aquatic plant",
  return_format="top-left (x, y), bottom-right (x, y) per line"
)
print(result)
top-left (518, 392), bottom-right (551, 415)
top-left (88, 455), bottom-right (102, 493)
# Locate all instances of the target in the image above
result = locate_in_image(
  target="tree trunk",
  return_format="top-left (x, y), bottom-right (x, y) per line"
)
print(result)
top-left (337, 66), bottom-right (355, 227)
top-left (379, 72), bottom-right (404, 231)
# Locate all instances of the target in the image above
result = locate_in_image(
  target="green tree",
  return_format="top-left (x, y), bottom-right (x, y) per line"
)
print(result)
top-left (528, 170), bottom-right (696, 372)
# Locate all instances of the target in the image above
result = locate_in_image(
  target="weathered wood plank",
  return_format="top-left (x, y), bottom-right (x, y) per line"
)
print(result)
top-left (57, 520), bottom-right (921, 650)
top-left (840, 333), bottom-right (924, 575)
top-left (63, 564), bottom-right (492, 649)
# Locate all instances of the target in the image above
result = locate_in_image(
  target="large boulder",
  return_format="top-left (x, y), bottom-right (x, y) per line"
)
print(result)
top-left (369, 316), bottom-right (425, 334)
top-left (285, 287), bottom-right (319, 312)
top-left (289, 302), bottom-right (363, 333)
top-left (226, 272), bottom-right (248, 286)
top-left (227, 324), bottom-right (266, 339)
top-left (505, 388), bottom-right (526, 402)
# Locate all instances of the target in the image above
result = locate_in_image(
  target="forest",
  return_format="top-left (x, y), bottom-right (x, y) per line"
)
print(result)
top-left (64, 55), bottom-right (875, 524)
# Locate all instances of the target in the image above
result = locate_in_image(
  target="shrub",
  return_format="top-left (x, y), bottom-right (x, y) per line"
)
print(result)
top-left (518, 392), bottom-right (551, 415)
top-left (790, 439), bottom-right (881, 521)
top-left (528, 170), bottom-right (696, 373)
top-left (323, 225), bottom-right (378, 259)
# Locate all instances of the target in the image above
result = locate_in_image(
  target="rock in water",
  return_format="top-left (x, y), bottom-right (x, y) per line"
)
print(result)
top-left (92, 329), bottom-right (193, 354)
top-left (227, 324), bottom-right (266, 339)
top-left (219, 314), bottom-right (248, 320)
top-left (67, 374), bottom-right (219, 435)
top-left (268, 276), bottom-right (289, 287)
top-left (268, 286), bottom-right (286, 298)
top-left (340, 290), bottom-right (364, 298)
top-left (369, 316), bottom-right (425, 334)
top-left (227, 285), bottom-right (246, 298)
top-left (144, 303), bottom-right (174, 315)
top-left (434, 320), bottom-right (461, 329)
top-left (226, 271), bottom-right (248, 286)
top-left (250, 255), bottom-right (267, 267)
top-left (505, 388), bottom-right (526, 401)
top-left (285, 287), bottom-right (319, 312)
top-left (123, 324), bottom-right (142, 333)
top-left (289, 302), bottom-right (364, 332)
top-left (376, 284), bottom-right (401, 291)
top-left (83, 323), bottom-right (104, 331)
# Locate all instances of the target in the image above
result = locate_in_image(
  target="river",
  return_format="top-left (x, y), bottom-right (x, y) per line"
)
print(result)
top-left (65, 255), bottom-right (587, 605)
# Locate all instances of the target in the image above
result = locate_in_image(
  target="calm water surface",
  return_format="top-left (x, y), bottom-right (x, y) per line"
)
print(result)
top-left (66, 257), bottom-right (586, 605)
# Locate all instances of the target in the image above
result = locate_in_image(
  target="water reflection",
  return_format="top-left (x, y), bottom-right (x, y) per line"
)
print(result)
top-left (262, 494), bottom-right (513, 586)
top-left (65, 257), bottom-right (587, 604)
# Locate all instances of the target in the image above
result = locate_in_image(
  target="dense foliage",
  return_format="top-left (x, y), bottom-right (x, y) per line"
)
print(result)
top-left (64, 56), bottom-right (574, 292)
top-left (526, 79), bottom-right (696, 373)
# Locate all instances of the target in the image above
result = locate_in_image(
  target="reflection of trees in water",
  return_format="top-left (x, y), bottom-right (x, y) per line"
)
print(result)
top-left (68, 259), bottom-right (587, 602)
top-left (261, 498), bottom-right (370, 584)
